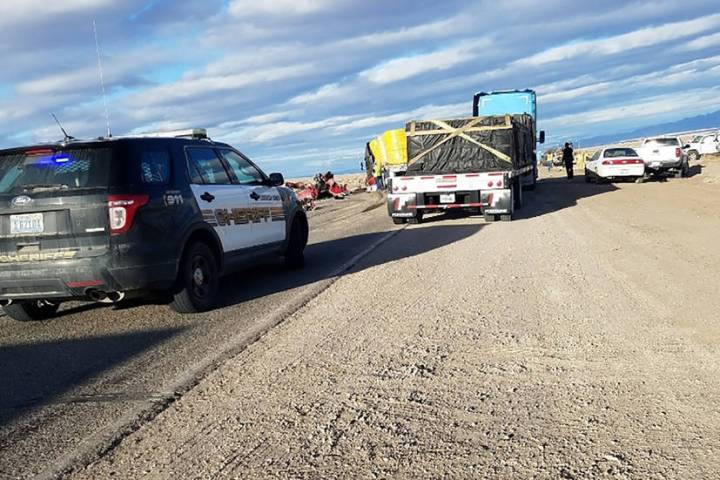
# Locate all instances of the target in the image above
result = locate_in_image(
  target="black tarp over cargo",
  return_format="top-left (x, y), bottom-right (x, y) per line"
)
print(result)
top-left (405, 114), bottom-right (535, 175)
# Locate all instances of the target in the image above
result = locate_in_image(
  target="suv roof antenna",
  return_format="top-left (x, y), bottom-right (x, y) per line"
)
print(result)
top-left (51, 113), bottom-right (75, 142)
top-left (92, 19), bottom-right (112, 138)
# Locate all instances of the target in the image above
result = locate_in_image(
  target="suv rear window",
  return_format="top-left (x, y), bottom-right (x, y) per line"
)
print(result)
top-left (644, 138), bottom-right (679, 146)
top-left (604, 148), bottom-right (638, 158)
top-left (0, 147), bottom-right (111, 194)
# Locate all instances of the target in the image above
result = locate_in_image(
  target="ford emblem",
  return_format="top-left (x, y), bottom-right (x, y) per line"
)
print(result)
top-left (11, 195), bottom-right (33, 207)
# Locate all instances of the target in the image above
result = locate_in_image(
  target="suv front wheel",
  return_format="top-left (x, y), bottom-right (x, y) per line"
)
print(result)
top-left (285, 216), bottom-right (308, 269)
top-left (3, 300), bottom-right (60, 322)
top-left (170, 242), bottom-right (219, 314)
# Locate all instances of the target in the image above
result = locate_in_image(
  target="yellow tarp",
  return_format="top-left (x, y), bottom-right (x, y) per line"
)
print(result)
top-left (369, 129), bottom-right (408, 176)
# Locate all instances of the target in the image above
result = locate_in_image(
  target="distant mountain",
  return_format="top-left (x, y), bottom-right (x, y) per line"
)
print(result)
top-left (578, 109), bottom-right (720, 147)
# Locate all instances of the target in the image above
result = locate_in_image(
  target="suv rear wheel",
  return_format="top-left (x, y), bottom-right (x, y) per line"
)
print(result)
top-left (170, 242), bottom-right (219, 314)
top-left (3, 300), bottom-right (60, 322)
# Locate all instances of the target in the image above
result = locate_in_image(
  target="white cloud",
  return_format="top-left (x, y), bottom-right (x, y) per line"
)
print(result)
top-left (228, 0), bottom-right (338, 17)
top-left (0, 0), bottom-right (112, 27)
top-left (519, 13), bottom-right (720, 66)
top-left (538, 54), bottom-right (720, 104)
top-left (543, 87), bottom-right (720, 133)
top-left (333, 102), bottom-right (468, 133)
top-left (289, 83), bottom-right (347, 105)
top-left (127, 64), bottom-right (313, 107)
top-left (361, 40), bottom-right (486, 84)
top-left (678, 31), bottom-right (720, 51)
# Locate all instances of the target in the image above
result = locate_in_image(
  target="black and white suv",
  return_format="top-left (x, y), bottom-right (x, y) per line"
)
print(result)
top-left (0, 129), bottom-right (308, 321)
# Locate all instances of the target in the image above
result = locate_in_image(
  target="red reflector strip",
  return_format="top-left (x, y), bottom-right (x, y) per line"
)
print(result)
top-left (437, 185), bottom-right (457, 189)
top-left (400, 177), bottom-right (413, 181)
top-left (67, 280), bottom-right (104, 288)
top-left (465, 174), bottom-right (480, 177)
top-left (421, 176), bottom-right (434, 180)
top-left (488, 172), bottom-right (503, 176)
top-left (442, 175), bottom-right (457, 179)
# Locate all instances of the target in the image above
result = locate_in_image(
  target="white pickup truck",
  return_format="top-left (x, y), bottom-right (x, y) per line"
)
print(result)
top-left (637, 137), bottom-right (689, 178)
top-left (685, 132), bottom-right (719, 162)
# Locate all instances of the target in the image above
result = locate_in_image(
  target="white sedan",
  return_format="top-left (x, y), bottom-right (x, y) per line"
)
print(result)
top-left (585, 147), bottom-right (645, 183)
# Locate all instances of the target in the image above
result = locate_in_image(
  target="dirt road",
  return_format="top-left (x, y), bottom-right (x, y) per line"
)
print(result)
top-left (64, 160), bottom-right (720, 479)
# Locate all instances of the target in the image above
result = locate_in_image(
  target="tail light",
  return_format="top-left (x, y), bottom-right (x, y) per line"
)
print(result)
top-left (603, 159), bottom-right (644, 165)
top-left (676, 148), bottom-right (682, 158)
top-left (108, 194), bottom-right (149, 235)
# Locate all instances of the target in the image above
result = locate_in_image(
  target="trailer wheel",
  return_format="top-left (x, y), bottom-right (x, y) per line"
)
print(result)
top-left (483, 213), bottom-right (497, 222)
top-left (513, 180), bottom-right (523, 209)
top-left (392, 217), bottom-right (406, 225)
top-left (500, 214), bottom-right (512, 222)
top-left (408, 212), bottom-right (423, 225)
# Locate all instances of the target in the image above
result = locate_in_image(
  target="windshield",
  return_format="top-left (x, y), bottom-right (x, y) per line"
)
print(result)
top-left (0, 147), bottom-right (112, 194)
top-left (604, 148), bottom-right (638, 158)
top-left (644, 138), bottom-right (679, 147)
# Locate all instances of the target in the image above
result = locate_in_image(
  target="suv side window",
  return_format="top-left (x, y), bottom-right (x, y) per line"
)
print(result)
top-left (220, 150), bottom-right (265, 185)
top-left (187, 147), bottom-right (231, 185)
top-left (140, 149), bottom-right (170, 184)
top-left (590, 151), bottom-right (600, 162)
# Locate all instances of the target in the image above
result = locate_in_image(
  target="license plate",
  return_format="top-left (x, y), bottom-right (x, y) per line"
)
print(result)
top-left (440, 193), bottom-right (455, 203)
top-left (10, 213), bottom-right (44, 235)
top-left (620, 169), bottom-right (629, 175)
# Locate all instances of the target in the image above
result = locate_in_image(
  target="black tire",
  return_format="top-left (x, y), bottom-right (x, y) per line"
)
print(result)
top-left (584, 168), bottom-right (591, 183)
top-left (682, 162), bottom-right (689, 177)
top-left (484, 213), bottom-right (497, 222)
top-left (392, 217), bottom-right (406, 225)
top-left (169, 242), bottom-right (219, 314)
top-left (407, 211), bottom-right (423, 224)
top-left (523, 168), bottom-right (537, 191)
top-left (635, 176), bottom-right (645, 184)
top-left (285, 216), bottom-right (308, 269)
top-left (688, 150), bottom-right (700, 162)
top-left (500, 214), bottom-right (512, 222)
top-left (513, 180), bottom-right (523, 209)
top-left (3, 300), bottom-right (60, 322)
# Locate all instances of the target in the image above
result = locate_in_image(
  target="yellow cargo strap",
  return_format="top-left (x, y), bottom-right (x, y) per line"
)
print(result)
top-left (407, 116), bottom-right (513, 166)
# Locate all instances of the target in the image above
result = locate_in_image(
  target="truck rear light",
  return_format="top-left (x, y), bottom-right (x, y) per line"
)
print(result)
top-left (393, 186), bottom-right (399, 192)
top-left (401, 185), bottom-right (407, 191)
top-left (108, 194), bottom-right (149, 235)
top-left (487, 181), bottom-right (494, 187)
top-left (496, 180), bottom-right (503, 188)
top-left (676, 148), bottom-right (682, 158)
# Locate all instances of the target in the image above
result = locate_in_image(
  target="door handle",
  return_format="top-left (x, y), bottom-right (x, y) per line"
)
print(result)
top-left (200, 192), bottom-right (215, 202)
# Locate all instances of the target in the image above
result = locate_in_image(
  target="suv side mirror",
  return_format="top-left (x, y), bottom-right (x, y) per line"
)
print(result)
top-left (538, 130), bottom-right (546, 144)
top-left (268, 172), bottom-right (284, 186)
top-left (683, 144), bottom-right (690, 149)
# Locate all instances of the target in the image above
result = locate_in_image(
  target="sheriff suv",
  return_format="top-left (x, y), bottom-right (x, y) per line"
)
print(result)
top-left (0, 129), bottom-right (308, 321)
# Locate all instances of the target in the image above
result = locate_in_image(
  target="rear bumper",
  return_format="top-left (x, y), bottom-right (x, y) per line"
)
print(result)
top-left (0, 253), bottom-right (177, 301)
top-left (645, 159), bottom-right (683, 172)
top-left (388, 189), bottom-right (512, 217)
top-left (597, 165), bottom-right (645, 178)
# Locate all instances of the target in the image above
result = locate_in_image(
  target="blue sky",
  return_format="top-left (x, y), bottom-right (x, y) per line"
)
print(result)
top-left (1, 0), bottom-right (720, 176)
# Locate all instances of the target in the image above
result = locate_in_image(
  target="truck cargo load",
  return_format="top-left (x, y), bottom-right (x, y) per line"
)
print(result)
top-left (405, 114), bottom-right (535, 175)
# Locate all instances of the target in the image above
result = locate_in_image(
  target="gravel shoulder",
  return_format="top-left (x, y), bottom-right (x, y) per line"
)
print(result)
top-left (0, 192), bottom-right (390, 479)
top-left (71, 167), bottom-right (720, 479)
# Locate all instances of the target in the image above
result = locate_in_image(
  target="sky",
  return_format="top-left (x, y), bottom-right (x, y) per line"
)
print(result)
top-left (1, 0), bottom-right (720, 176)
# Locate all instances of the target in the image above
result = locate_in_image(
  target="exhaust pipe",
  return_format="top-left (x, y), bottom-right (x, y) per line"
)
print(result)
top-left (86, 289), bottom-right (125, 304)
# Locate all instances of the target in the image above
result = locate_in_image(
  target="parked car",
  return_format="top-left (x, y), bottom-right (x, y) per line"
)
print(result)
top-left (636, 137), bottom-right (689, 178)
top-left (684, 132), bottom-right (719, 162)
top-left (584, 147), bottom-right (645, 183)
top-left (0, 129), bottom-right (308, 321)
